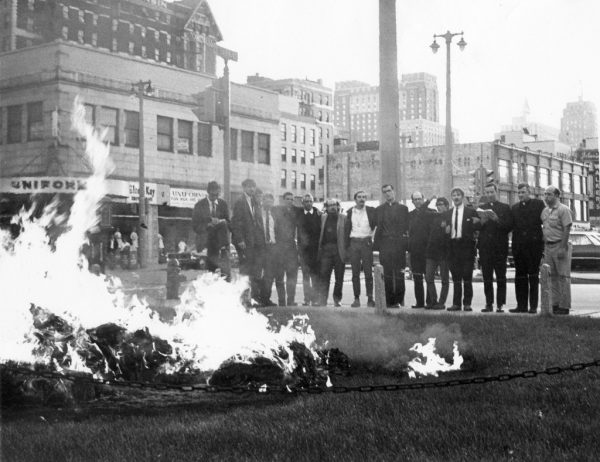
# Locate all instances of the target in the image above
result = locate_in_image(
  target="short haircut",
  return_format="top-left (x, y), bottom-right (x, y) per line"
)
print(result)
top-left (207, 181), bottom-right (220, 192)
top-left (354, 190), bottom-right (366, 200)
top-left (325, 198), bottom-right (340, 207)
top-left (242, 178), bottom-right (256, 188)
top-left (283, 191), bottom-right (294, 199)
top-left (451, 187), bottom-right (465, 198)
top-left (548, 186), bottom-right (561, 197)
top-left (517, 183), bottom-right (530, 191)
top-left (303, 193), bottom-right (314, 201)
top-left (381, 184), bottom-right (394, 191)
top-left (411, 191), bottom-right (423, 200)
top-left (484, 183), bottom-right (498, 192)
top-left (263, 193), bottom-right (274, 200)
top-left (436, 197), bottom-right (449, 207)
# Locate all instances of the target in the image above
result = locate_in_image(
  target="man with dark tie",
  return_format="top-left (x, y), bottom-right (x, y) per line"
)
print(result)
top-left (509, 183), bottom-right (546, 314)
top-left (477, 183), bottom-right (512, 313)
top-left (408, 191), bottom-right (436, 309)
top-left (258, 193), bottom-right (277, 306)
top-left (271, 192), bottom-right (299, 307)
top-left (446, 188), bottom-right (480, 312)
top-left (191, 180), bottom-right (231, 281)
top-left (374, 184), bottom-right (409, 308)
top-left (231, 178), bottom-right (265, 304)
top-left (317, 199), bottom-right (347, 307)
top-left (297, 193), bottom-right (321, 306)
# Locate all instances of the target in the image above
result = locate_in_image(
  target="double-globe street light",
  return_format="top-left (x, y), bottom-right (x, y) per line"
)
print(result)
top-left (430, 31), bottom-right (467, 196)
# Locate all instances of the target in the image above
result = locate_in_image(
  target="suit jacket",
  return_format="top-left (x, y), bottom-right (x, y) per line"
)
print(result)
top-left (272, 205), bottom-right (298, 248)
top-left (297, 207), bottom-right (321, 252)
top-left (446, 205), bottom-right (480, 243)
top-left (231, 194), bottom-right (264, 250)
top-left (374, 202), bottom-right (409, 251)
top-left (477, 201), bottom-right (512, 256)
top-left (317, 212), bottom-right (347, 261)
top-left (344, 205), bottom-right (377, 245)
top-left (408, 205), bottom-right (436, 254)
top-left (191, 198), bottom-right (230, 252)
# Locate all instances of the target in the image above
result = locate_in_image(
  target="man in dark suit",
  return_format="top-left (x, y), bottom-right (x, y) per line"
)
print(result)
top-left (374, 184), bottom-right (409, 308)
top-left (446, 187), bottom-right (481, 312)
top-left (297, 193), bottom-right (321, 306)
top-left (191, 180), bottom-right (231, 281)
top-left (317, 199), bottom-right (347, 307)
top-left (509, 183), bottom-right (546, 314)
top-left (408, 191), bottom-right (436, 309)
top-left (258, 192), bottom-right (277, 306)
top-left (344, 190), bottom-right (377, 308)
top-left (478, 183), bottom-right (513, 313)
top-left (271, 192), bottom-right (299, 307)
top-left (231, 178), bottom-right (265, 304)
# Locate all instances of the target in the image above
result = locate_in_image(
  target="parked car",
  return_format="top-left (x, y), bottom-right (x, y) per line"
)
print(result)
top-left (570, 231), bottom-right (600, 270)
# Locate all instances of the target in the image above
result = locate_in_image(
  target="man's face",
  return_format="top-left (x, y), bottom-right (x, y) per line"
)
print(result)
top-left (355, 192), bottom-right (367, 208)
top-left (451, 191), bottom-right (464, 206)
top-left (382, 186), bottom-right (395, 203)
top-left (436, 202), bottom-right (448, 213)
top-left (283, 195), bottom-right (294, 208)
top-left (255, 192), bottom-right (263, 205)
top-left (326, 202), bottom-right (338, 215)
top-left (208, 187), bottom-right (220, 201)
top-left (483, 185), bottom-right (497, 202)
top-left (544, 188), bottom-right (557, 206)
top-left (517, 187), bottom-right (530, 202)
top-left (412, 192), bottom-right (424, 209)
top-left (302, 196), bottom-right (313, 210)
top-left (243, 184), bottom-right (256, 196)
top-left (263, 196), bottom-right (274, 209)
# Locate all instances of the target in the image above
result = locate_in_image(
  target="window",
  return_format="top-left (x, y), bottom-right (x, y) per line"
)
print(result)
top-left (319, 127), bottom-right (323, 138)
top-left (99, 107), bottom-right (118, 145)
top-left (196, 123), bottom-right (211, 157)
top-left (281, 169), bottom-right (287, 187)
top-left (574, 175), bottom-right (582, 195)
top-left (27, 102), bottom-right (43, 141)
top-left (230, 128), bottom-right (238, 160)
top-left (291, 148), bottom-right (297, 163)
top-left (157, 115), bottom-right (173, 151)
top-left (300, 173), bottom-right (306, 189)
top-left (241, 130), bottom-right (254, 162)
top-left (498, 159), bottom-right (509, 183)
top-left (281, 147), bottom-right (287, 162)
top-left (512, 161), bottom-right (519, 183)
top-left (551, 170), bottom-right (560, 187)
top-left (258, 133), bottom-right (270, 164)
top-left (300, 127), bottom-right (306, 144)
top-left (326, 128), bottom-right (330, 139)
top-left (300, 150), bottom-right (306, 164)
top-left (561, 172), bottom-right (571, 193)
top-left (62, 26), bottom-right (68, 40)
top-left (310, 174), bottom-right (316, 191)
top-left (7, 105), bottom-right (22, 144)
top-left (177, 119), bottom-right (193, 154)
top-left (280, 122), bottom-right (286, 141)
top-left (310, 129), bottom-right (315, 146)
top-left (291, 170), bottom-right (297, 188)
top-left (540, 168), bottom-right (549, 188)
top-left (309, 151), bottom-right (315, 166)
top-left (291, 125), bottom-right (297, 143)
top-left (124, 110), bottom-right (139, 147)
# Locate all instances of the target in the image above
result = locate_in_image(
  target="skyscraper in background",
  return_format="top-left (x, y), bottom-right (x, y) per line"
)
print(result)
top-left (560, 99), bottom-right (598, 148)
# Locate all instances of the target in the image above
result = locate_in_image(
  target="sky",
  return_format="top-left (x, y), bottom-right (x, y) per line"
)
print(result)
top-left (207, 0), bottom-right (600, 143)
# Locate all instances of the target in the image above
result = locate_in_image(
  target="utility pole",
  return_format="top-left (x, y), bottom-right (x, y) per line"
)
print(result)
top-left (222, 60), bottom-right (231, 205)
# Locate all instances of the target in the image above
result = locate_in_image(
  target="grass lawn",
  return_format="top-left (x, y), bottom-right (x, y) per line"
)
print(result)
top-left (3, 311), bottom-right (600, 461)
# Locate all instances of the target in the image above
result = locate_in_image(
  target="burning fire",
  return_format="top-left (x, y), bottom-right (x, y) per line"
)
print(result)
top-left (407, 338), bottom-right (463, 378)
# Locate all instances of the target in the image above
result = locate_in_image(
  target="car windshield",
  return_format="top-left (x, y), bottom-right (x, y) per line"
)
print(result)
top-left (588, 233), bottom-right (600, 246)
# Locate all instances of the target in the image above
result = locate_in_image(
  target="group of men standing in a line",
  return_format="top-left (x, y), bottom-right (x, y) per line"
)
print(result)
top-left (192, 178), bottom-right (573, 315)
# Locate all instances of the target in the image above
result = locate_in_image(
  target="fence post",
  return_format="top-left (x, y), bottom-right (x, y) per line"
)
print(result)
top-left (540, 263), bottom-right (552, 316)
top-left (374, 264), bottom-right (386, 314)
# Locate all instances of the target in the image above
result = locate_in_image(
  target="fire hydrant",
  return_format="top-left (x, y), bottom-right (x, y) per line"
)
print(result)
top-left (166, 258), bottom-right (181, 300)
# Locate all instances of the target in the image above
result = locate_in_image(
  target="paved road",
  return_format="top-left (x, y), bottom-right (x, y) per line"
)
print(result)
top-left (108, 264), bottom-right (600, 318)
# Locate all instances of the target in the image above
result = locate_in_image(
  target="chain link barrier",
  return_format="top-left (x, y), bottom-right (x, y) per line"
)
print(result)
top-left (3, 358), bottom-right (600, 396)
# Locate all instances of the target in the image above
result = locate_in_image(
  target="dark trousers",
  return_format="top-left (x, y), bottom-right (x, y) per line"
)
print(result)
top-left (425, 257), bottom-right (449, 306)
top-left (513, 242), bottom-right (543, 310)
top-left (379, 238), bottom-right (406, 306)
top-left (300, 247), bottom-right (319, 303)
top-left (349, 238), bottom-right (374, 299)
top-left (273, 244), bottom-right (299, 305)
top-left (319, 243), bottom-right (345, 305)
top-left (448, 239), bottom-right (475, 307)
top-left (207, 245), bottom-right (231, 282)
top-left (479, 250), bottom-right (507, 307)
top-left (410, 250), bottom-right (431, 307)
top-left (239, 245), bottom-right (265, 302)
top-left (260, 244), bottom-right (278, 303)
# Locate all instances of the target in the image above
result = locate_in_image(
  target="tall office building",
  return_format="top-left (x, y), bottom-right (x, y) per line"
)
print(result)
top-left (560, 99), bottom-right (598, 148)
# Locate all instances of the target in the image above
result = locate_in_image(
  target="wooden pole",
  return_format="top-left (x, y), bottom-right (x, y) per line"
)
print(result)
top-left (540, 263), bottom-right (552, 316)
top-left (374, 264), bottom-right (386, 314)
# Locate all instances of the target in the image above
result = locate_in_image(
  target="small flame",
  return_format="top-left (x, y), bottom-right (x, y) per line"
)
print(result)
top-left (407, 338), bottom-right (463, 378)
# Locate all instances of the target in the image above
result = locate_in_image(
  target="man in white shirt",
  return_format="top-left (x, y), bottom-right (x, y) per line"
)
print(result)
top-left (344, 190), bottom-right (377, 307)
top-left (259, 193), bottom-right (277, 306)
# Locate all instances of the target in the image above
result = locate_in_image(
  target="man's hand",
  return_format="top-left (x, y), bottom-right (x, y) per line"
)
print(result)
top-left (472, 217), bottom-right (481, 225)
top-left (211, 218), bottom-right (220, 225)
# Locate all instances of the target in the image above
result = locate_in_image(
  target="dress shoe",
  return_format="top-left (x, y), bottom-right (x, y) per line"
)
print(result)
top-left (263, 300), bottom-right (277, 307)
top-left (463, 305), bottom-right (473, 312)
top-left (351, 298), bottom-right (361, 308)
top-left (554, 307), bottom-right (570, 315)
top-left (287, 302), bottom-right (298, 307)
top-left (424, 305), bottom-right (436, 310)
top-left (411, 305), bottom-right (425, 309)
top-left (447, 305), bottom-right (461, 311)
top-left (509, 307), bottom-right (527, 313)
top-left (387, 303), bottom-right (401, 309)
top-left (527, 308), bottom-right (537, 314)
top-left (278, 302), bottom-right (286, 307)
top-left (367, 298), bottom-right (376, 308)
top-left (432, 303), bottom-right (445, 310)
top-left (302, 301), bottom-right (311, 306)
top-left (481, 304), bottom-right (493, 313)
top-left (334, 301), bottom-right (342, 307)
top-left (496, 305), bottom-right (504, 313)
top-left (311, 301), bottom-right (321, 307)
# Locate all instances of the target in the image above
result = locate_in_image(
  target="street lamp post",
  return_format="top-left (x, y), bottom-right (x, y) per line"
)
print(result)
top-left (430, 31), bottom-right (466, 195)
top-left (399, 133), bottom-right (412, 202)
top-left (131, 80), bottom-right (153, 268)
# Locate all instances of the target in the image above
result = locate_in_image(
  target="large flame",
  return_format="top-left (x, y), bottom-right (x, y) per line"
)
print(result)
top-left (407, 338), bottom-right (464, 378)
top-left (0, 98), bottom-right (320, 380)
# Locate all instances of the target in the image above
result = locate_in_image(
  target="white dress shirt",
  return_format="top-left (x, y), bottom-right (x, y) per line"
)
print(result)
top-left (262, 208), bottom-right (276, 244)
top-left (350, 207), bottom-right (372, 238)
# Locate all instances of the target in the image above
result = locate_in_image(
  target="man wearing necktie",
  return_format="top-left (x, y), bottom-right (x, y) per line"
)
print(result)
top-left (192, 181), bottom-right (231, 281)
top-left (446, 188), bottom-right (480, 312)
top-left (258, 193), bottom-right (277, 306)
